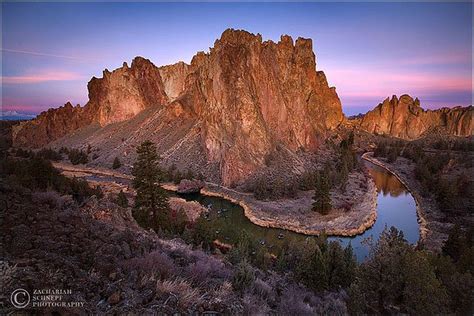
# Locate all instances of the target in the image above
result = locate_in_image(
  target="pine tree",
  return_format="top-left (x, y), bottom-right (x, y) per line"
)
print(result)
top-left (116, 190), bottom-right (128, 208)
top-left (341, 243), bottom-right (357, 288)
top-left (327, 241), bottom-right (346, 288)
top-left (132, 140), bottom-right (169, 231)
top-left (340, 160), bottom-right (349, 190)
top-left (112, 156), bottom-right (122, 169)
top-left (300, 246), bottom-right (329, 292)
top-left (442, 224), bottom-right (465, 262)
top-left (312, 174), bottom-right (332, 215)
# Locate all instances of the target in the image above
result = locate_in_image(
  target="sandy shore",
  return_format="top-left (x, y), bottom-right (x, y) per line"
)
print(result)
top-left (361, 152), bottom-right (449, 251)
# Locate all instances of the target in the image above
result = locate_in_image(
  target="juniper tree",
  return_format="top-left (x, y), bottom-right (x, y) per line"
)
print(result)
top-left (132, 140), bottom-right (169, 231)
top-left (116, 190), bottom-right (128, 208)
top-left (112, 157), bottom-right (122, 169)
top-left (298, 245), bottom-right (329, 292)
top-left (312, 174), bottom-right (332, 215)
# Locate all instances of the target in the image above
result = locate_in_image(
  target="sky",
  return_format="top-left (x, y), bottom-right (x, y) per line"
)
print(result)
top-left (1, 2), bottom-right (473, 117)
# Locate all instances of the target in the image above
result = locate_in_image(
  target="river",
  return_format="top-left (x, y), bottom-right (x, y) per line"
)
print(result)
top-left (178, 160), bottom-right (420, 261)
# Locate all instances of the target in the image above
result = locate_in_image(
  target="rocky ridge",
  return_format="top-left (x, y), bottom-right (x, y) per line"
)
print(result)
top-left (12, 29), bottom-right (344, 186)
top-left (13, 57), bottom-right (169, 147)
top-left (355, 94), bottom-right (473, 140)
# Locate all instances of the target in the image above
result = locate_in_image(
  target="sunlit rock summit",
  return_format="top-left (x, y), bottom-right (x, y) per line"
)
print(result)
top-left (11, 29), bottom-right (472, 185)
top-left (356, 95), bottom-right (473, 139)
top-left (13, 29), bottom-right (344, 185)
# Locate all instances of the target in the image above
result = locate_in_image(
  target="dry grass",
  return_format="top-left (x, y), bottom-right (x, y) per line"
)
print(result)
top-left (157, 278), bottom-right (204, 309)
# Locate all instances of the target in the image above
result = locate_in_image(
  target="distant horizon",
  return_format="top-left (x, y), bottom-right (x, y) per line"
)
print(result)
top-left (2, 2), bottom-right (472, 117)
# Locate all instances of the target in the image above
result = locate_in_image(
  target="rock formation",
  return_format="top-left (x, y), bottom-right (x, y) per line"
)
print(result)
top-left (158, 61), bottom-right (191, 102)
top-left (12, 102), bottom-right (93, 149)
top-left (13, 57), bottom-right (169, 147)
top-left (12, 29), bottom-right (344, 186)
top-left (357, 95), bottom-right (473, 139)
top-left (87, 57), bottom-right (169, 126)
top-left (178, 29), bottom-right (344, 185)
top-left (177, 179), bottom-right (206, 194)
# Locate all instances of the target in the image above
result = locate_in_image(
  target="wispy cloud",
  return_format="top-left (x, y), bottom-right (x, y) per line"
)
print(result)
top-left (400, 51), bottom-right (472, 66)
top-left (329, 67), bottom-right (472, 96)
top-left (1, 48), bottom-right (98, 62)
top-left (2, 71), bottom-right (84, 84)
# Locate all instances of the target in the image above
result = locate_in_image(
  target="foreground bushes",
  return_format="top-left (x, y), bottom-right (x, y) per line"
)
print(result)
top-left (348, 226), bottom-right (473, 315)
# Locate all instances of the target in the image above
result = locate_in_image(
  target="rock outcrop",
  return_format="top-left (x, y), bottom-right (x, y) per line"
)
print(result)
top-left (178, 29), bottom-right (343, 184)
top-left (12, 102), bottom-right (93, 149)
top-left (357, 95), bottom-right (473, 139)
top-left (158, 61), bottom-right (191, 102)
top-left (177, 179), bottom-right (206, 194)
top-left (13, 57), bottom-right (169, 148)
top-left (87, 57), bottom-right (169, 126)
top-left (12, 29), bottom-right (345, 185)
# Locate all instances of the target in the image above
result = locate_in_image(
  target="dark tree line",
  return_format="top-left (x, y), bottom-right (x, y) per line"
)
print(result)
top-left (374, 140), bottom-right (473, 215)
top-left (348, 226), bottom-right (473, 315)
top-left (163, 164), bottom-right (204, 184)
top-left (252, 176), bottom-right (298, 200)
top-left (2, 155), bottom-right (102, 202)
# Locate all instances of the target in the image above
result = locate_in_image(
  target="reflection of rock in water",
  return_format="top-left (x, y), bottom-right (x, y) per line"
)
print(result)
top-left (368, 167), bottom-right (406, 197)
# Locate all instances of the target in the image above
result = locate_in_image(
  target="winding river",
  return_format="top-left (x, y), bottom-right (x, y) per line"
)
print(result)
top-left (65, 159), bottom-right (420, 262)
top-left (178, 160), bottom-right (420, 261)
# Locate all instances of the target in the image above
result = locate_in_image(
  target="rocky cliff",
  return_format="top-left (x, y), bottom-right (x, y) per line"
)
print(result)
top-left (13, 57), bottom-right (169, 148)
top-left (158, 61), bottom-right (191, 102)
top-left (12, 29), bottom-right (345, 185)
top-left (12, 102), bottom-right (93, 149)
top-left (177, 29), bottom-right (344, 184)
top-left (87, 57), bottom-right (169, 126)
top-left (357, 95), bottom-right (473, 139)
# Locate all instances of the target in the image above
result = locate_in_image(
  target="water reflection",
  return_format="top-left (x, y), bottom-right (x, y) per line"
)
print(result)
top-left (367, 163), bottom-right (406, 197)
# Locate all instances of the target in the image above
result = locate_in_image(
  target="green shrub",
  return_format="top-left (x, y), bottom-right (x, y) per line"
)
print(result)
top-left (232, 260), bottom-right (255, 292)
top-left (2, 156), bottom-right (101, 203)
top-left (115, 190), bottom-right (128, 208)
top-left (112, 157), bottom-right (122, 169)
top-left (68, 148), bottom-right (88, 165)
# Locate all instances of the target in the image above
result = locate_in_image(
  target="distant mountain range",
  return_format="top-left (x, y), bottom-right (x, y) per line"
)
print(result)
top-left (1, 111), bottom-right (36, 121)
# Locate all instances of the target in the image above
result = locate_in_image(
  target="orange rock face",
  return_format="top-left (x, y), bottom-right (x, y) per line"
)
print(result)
top-left (13, 57), bottom-right (169, 148)
top-left (179, 29), bottom-right (344, 185)
top-left (12, 102), bottom-right (93, 149)
top-left (358, 95), bottom-right (473, 139)
top-left (86, 57), bottom-right (169, 126)
top-left (158, 61), bottom-right (191, 102)
top-left (12, 29), bottom-right (345, 185)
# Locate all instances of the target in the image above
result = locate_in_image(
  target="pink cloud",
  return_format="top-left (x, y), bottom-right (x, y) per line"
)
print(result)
top-left (2, 71), bottom-right (84, 84)
top-left (1, 104), bottom-right (39, 114)
top-left (328, 67), bottom-right (472, 99)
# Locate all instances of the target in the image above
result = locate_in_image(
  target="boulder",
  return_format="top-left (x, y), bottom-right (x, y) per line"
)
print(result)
top-left (177, 179), bottom-right (205, 194)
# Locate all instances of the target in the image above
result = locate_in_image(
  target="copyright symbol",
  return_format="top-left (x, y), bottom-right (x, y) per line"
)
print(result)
top-left (10, 289), bottom-right (30, 308)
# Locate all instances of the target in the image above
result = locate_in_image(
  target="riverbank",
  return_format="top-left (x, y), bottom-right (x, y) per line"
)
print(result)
top-left (165, 170), bottom-right (378, 237)
top-left (54, 161), bottom-right (378, 237)
top-left (361, 152), bottom-right (449, 251)
top-left (52, 162), bottom-right (207, 223)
